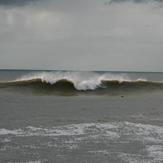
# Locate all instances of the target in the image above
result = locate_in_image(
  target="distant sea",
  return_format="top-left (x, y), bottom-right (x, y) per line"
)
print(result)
top-left (0, 70), bottom-right (163, 163)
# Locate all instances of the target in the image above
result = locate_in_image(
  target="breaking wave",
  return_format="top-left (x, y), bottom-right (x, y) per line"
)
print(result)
top-left (0, 71), bottom-right (163, 94)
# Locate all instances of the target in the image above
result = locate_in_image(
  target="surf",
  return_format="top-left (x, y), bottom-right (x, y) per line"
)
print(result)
top-left (0, 71), bottom-right (163, 95)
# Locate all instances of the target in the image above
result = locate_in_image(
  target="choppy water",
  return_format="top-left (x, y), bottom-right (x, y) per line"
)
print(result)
top-left (0, 70), bottom-right (163, 163)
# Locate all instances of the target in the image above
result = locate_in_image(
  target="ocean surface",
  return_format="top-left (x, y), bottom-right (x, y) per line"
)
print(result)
top-left (0, 70), bottom-right (163, 163)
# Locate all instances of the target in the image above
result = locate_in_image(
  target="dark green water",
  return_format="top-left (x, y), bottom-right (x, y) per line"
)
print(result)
top-left (0, 70), bottom-right (163, 163)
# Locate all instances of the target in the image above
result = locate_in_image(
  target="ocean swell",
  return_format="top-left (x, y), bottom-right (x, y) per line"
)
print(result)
top-left (0, 71), bottom-right (163, 94)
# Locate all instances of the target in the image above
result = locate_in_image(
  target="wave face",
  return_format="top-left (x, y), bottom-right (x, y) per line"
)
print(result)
top-left (0, 71), bottom-right (163, 95)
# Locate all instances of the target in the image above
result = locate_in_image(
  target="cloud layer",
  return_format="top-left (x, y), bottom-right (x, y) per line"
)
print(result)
top-left (0, 0), bottom-right (163, 71)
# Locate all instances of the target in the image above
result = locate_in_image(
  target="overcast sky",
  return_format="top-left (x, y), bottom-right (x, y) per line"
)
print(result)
top-left (0, 0), bottom-right (163, 71)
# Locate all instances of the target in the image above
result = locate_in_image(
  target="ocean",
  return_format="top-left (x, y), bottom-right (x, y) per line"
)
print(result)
top-left (0, 70), bottom-right (163, 163)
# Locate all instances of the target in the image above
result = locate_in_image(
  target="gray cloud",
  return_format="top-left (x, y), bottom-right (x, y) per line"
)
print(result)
top-left (108, 0), bottom-right (163, 3)
top-left (0, 0), bottom-right (38, 6)
top-left (0, 0), bottom-right (163, 71)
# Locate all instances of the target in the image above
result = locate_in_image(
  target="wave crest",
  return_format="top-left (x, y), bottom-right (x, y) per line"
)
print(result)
top-left (13, 71), bottom-right (145, 90)
top-left (0, 71), bottom-right (163, 94)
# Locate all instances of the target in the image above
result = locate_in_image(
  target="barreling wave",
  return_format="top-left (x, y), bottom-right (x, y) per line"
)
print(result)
top-left (0, 71), bottom-right (163, 95)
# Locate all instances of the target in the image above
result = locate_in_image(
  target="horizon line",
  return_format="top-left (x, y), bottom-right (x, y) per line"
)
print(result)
top-left (0, 68), bottom-right (162, 73)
